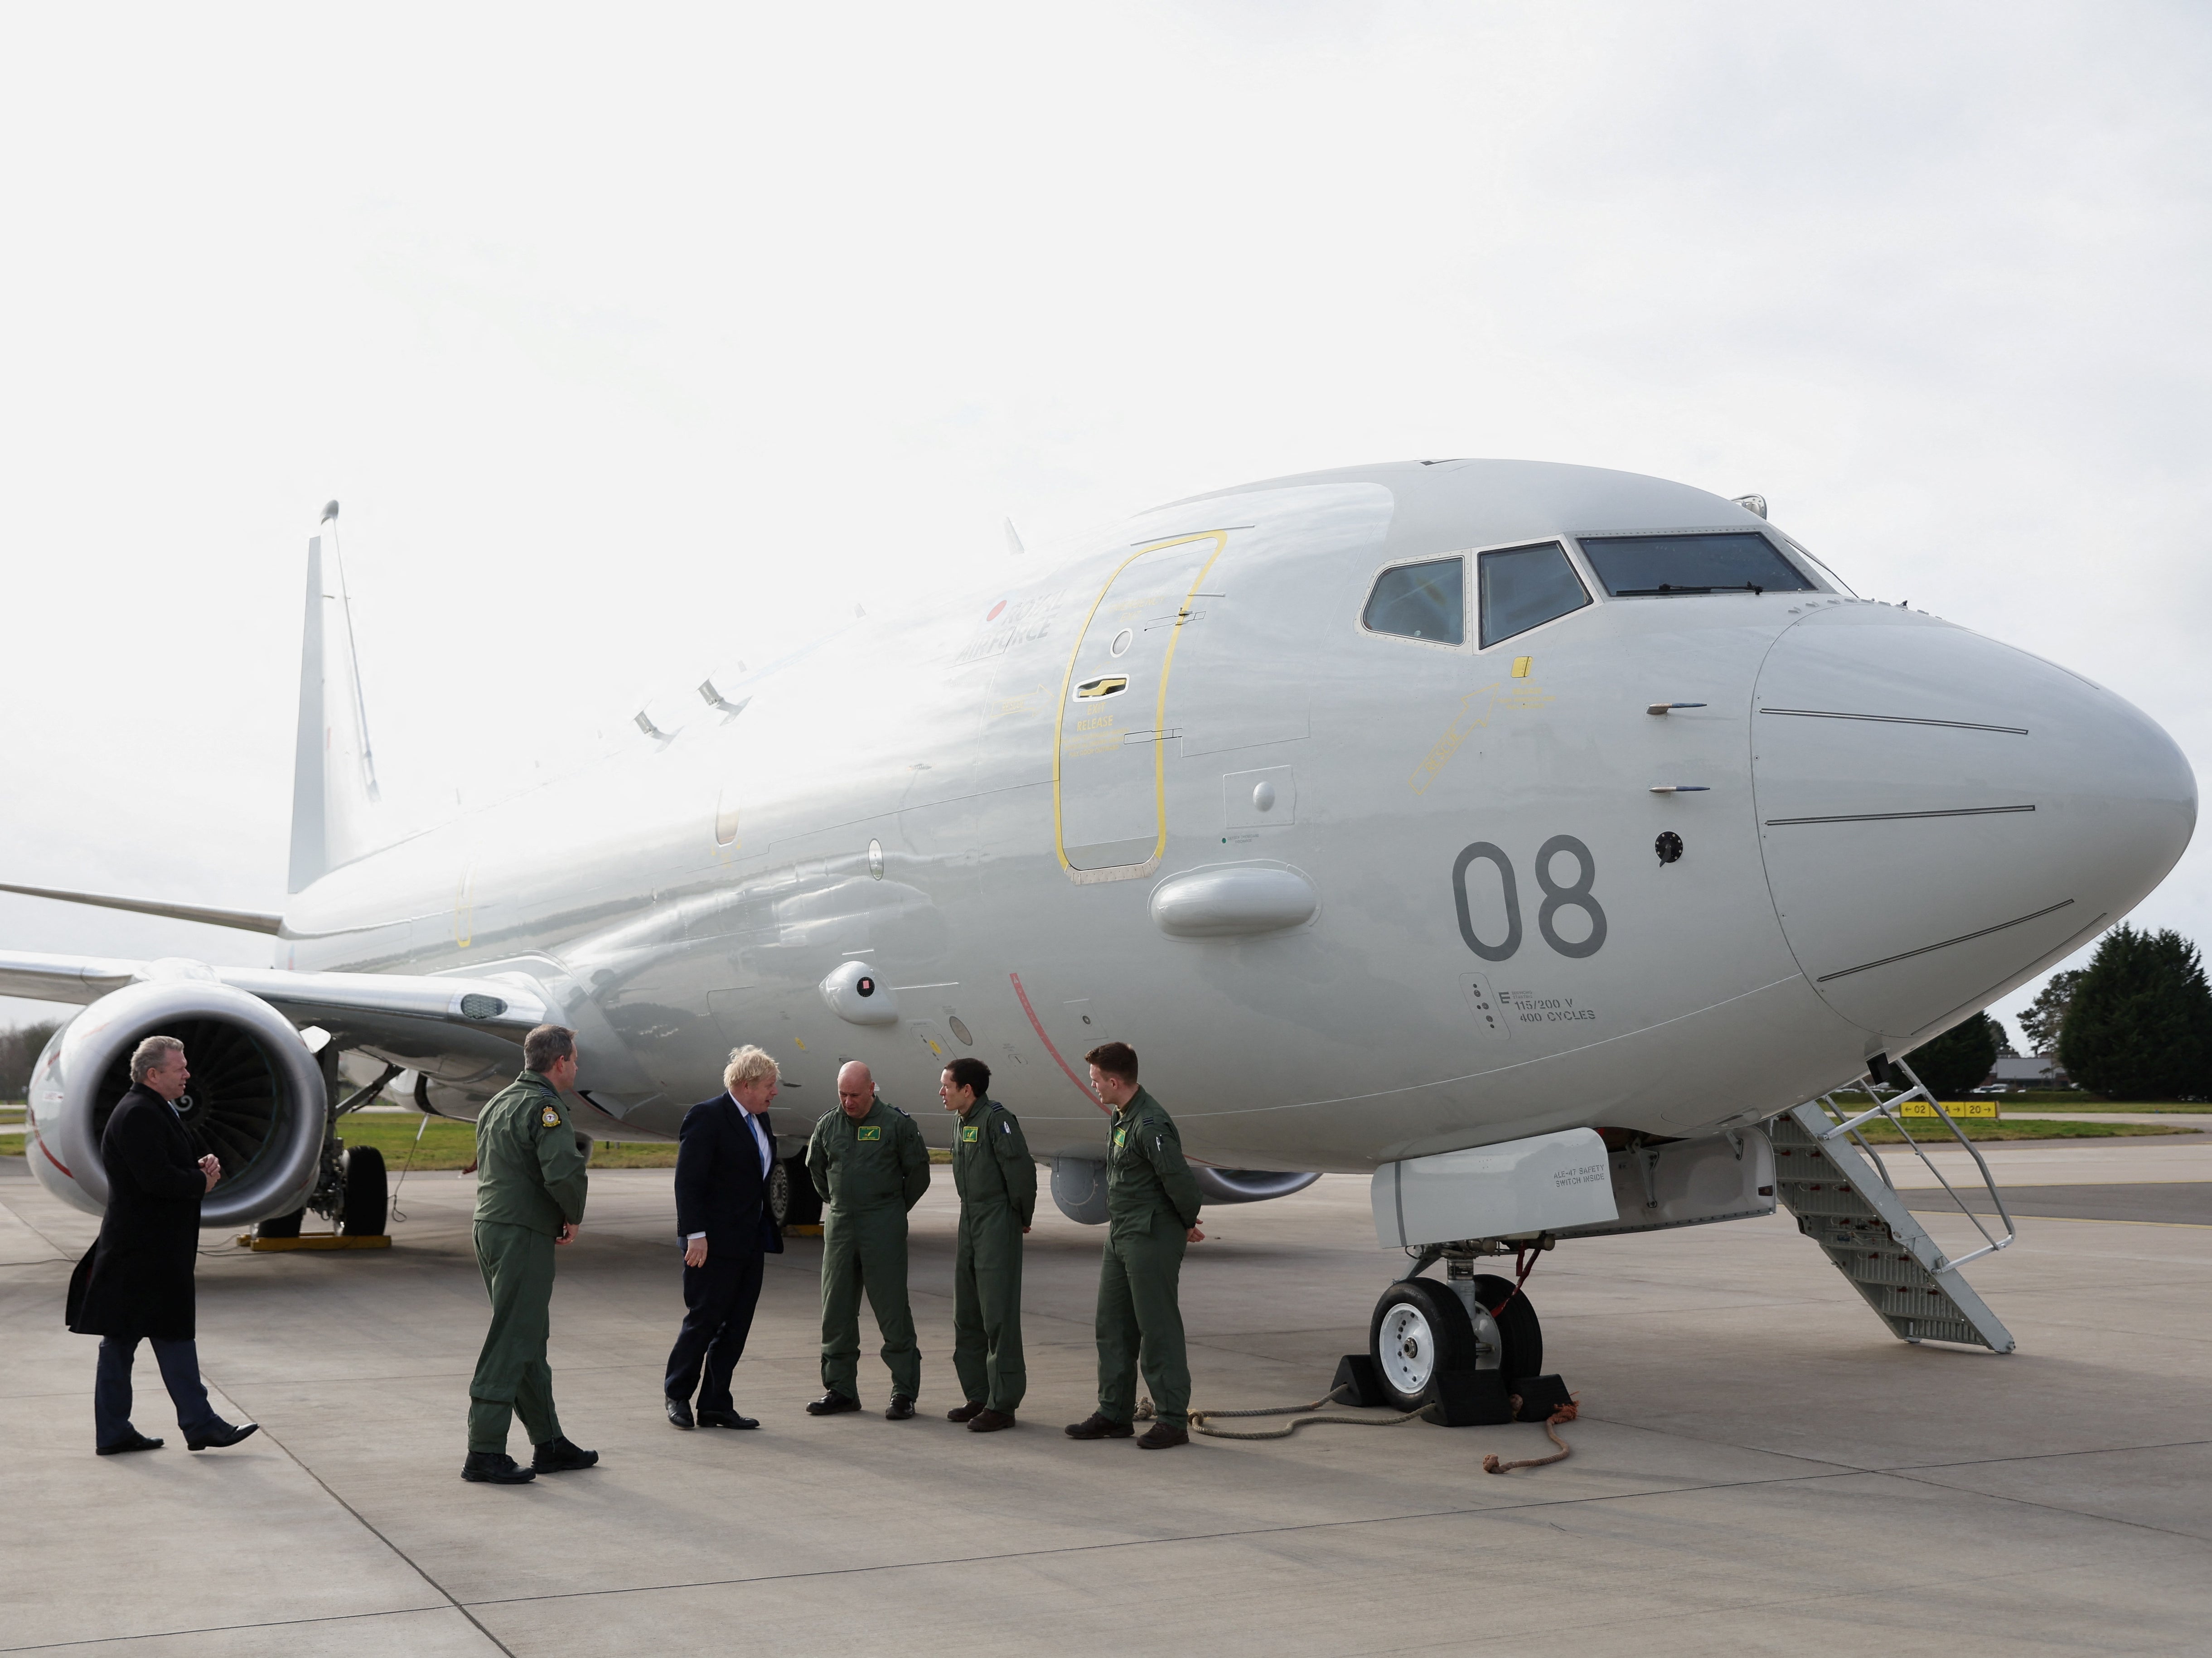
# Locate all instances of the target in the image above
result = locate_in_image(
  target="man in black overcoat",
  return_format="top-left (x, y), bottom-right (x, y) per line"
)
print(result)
top-left (663, 1043), bottom-right (784, 1430)
top-left (66, 1034), bottom-right (258, 1455)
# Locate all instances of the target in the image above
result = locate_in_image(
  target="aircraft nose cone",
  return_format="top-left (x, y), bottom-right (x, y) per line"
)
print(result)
top-left (1751, 605), bottom-right (2196, 1043)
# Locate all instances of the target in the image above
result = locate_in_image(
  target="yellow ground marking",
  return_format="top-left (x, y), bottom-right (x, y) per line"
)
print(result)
top-left (1902, 1099), bottom-right (2000, 1119)
top-left (235, 1234), bottom-right (393, 1251)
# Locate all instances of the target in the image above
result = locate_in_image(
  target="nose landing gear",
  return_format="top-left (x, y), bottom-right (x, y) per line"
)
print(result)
top-left (1367, 1260), bottom-right (1544, 1413)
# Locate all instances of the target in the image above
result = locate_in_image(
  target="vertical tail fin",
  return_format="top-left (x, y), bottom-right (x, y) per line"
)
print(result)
top-left (287, 502), bottom-right (384, 893)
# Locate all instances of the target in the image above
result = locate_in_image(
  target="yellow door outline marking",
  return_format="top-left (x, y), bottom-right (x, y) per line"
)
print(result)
top-left (1051, 530), bottom-right (1229, 880)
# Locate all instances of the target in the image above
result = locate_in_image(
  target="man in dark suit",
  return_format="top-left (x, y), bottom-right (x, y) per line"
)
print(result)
top-left (66, 1034), bottom-right (258, 1455)
top-left (663, 1043), bottom-right (784, 1430)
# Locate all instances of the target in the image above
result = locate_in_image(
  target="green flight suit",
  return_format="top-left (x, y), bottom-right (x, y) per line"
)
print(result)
top-left (1094, 1086), bottom-right (1204, 1430)
top-left (807, 1098), bottom-right (931, 1401)
top-left (466, 1070), bottom-right (589, 1454)
top-left (950, 1095), bottom-right (1036, 1412)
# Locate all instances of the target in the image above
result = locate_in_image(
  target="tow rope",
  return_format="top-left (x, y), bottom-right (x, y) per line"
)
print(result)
top-left (1136, 1386), bottom-right (1582, 1468)
top-left (1139, 1385), bottom-right (1426, 1440)
top-left (1481, 1396), bottom-right (1579, 1474)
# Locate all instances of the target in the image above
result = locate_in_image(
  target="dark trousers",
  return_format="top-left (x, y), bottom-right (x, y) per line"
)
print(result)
top-left (96, 1335), bottom-right (218, 1448)
top-left (664, 1245), bottom-right (765, 1411)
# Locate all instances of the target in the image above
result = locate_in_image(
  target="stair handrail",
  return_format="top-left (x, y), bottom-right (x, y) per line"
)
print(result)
top-left (1811, 1061), bottom-right (2015, 1268)
top-left (1811, 1089), bottom-right (1900, 1190)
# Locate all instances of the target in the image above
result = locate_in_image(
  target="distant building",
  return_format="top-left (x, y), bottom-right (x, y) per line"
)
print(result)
top-left (1986, 1054), bottom-right (2068, 1088)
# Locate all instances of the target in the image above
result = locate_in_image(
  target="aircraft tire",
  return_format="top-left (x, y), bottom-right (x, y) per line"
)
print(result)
top-left (1467, 1273), bottom-right (1543, 1383)
top-left (773, 1154), bottom-right (823, 1229)
top-left (257, 1208), bottom-right (305, 1239)
top-left (339, 1145), bottom-right (388, 1236)
top-left (1369, 1280), bottom-right (1478, 1411)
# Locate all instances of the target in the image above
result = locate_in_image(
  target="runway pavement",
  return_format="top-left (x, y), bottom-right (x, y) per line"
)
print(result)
top-left (3, 1145), bottom-right (2207, 1657)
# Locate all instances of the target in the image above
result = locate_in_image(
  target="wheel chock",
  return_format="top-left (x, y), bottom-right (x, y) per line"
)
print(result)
top-left (1511, 1374), bottom-right (1573, 1422)
top-left (1331, 1353), bottom-right (1387, 1407)
top-left (1423, 1369), bottom-right (1514, 1426)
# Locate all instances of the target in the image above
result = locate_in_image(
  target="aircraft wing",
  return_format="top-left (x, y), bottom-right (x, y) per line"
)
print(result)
top-left (0, 950), bottom-right (147, 1002)
top-left (0, 948), bottom-right (549, 1061)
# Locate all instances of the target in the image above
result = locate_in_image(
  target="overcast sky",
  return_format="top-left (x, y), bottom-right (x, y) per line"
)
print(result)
top-left (3, 1), bottom-right (2207, 1051)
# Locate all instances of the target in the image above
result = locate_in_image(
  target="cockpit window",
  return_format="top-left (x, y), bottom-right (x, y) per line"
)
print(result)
top-left (1579, 532), bottom-right (1815, 597)
top-left (1478, 542), bottom-right (1590, 648)
top-left (1362, 556), bottom-right (1464, 644)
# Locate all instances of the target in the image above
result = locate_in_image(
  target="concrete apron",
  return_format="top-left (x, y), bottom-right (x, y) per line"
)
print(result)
top-left (2, 1155), bottom-right (2208, 1657)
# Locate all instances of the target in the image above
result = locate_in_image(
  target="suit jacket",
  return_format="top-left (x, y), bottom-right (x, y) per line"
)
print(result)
top-left (673, 1094), bottom-right (783, 1257)
top-left (66, 1086), bottom-right (205, 1340)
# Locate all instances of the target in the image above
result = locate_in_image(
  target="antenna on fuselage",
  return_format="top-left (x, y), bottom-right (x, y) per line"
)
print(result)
top-left (1004, 517), bottom-right (1025, 556)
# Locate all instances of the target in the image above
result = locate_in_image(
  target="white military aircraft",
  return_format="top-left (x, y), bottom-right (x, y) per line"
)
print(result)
top-left (6, 462), bottom-right (2194, 1405)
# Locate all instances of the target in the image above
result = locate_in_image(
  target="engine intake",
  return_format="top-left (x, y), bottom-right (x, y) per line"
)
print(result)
top-left (27, 980), bottom-right (327, 1229)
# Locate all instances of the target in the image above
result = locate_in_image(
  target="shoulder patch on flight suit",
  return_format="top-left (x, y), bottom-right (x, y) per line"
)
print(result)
top-left (539, 1105), bottom-right (561, 1128)
top-left (960, 1125), bottom-right (978, 1142)
top-left (858, 1125), bottom-right (882, 1141)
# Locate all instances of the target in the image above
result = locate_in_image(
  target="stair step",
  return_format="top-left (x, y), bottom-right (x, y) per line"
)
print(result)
top-left (1771, 1104), bottom-right (2015, 1353)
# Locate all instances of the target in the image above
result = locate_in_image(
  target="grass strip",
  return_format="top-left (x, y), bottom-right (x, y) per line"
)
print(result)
top-left (325, 1116), bottom-right (686, 1170)
top-left (1849, 1118), bottom-right (2187, 1143)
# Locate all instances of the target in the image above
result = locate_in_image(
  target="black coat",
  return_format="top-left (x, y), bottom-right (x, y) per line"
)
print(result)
top-left (66, 1086), bottom-right (205, 1341)
top-left (672, 1095), bottom-right (783, 1257)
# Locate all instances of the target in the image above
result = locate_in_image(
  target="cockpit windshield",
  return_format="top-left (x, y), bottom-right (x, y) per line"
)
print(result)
top-left (1578, 532), bottom-right (1815, 598)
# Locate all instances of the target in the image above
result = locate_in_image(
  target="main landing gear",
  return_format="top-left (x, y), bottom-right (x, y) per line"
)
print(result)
top-left (1367, 1258), bottom-right (1544, 1413)
top-left (769, 1153), bottom-right (823, 1229)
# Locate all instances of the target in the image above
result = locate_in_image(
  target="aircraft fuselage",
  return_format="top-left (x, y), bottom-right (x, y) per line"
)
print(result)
top-left (277, 462), bottom-right (2196, 1171)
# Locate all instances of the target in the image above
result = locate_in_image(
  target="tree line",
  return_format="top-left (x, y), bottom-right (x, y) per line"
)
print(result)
top-left (0, 1020), bottom-right (62, 1102)
top-left (1906, 924), bottom-right (2212, 1100)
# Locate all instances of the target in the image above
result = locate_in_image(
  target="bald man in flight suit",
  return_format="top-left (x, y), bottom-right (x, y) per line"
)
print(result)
top-left (804, 1060), bottom-right (930, 1418)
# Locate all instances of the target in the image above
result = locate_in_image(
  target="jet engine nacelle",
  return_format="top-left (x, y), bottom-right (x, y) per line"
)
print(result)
top-left (1048, 1155), bottom-right (1319, 1224)
top-left (26, 978), bottom-right (328, 1228)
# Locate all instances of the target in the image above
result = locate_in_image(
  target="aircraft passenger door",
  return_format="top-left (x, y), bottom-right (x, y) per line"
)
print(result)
top-left (1053, 531), bottom-right (1227, 881)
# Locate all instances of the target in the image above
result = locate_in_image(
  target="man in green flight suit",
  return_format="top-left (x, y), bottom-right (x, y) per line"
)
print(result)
top-left (805, 1060), bottom-right (931, 1419)
top-left (939, 1056), bottom-right (1035, 1432)
top-left (463, 1024), bottom-right (599, 1484)
top-left (1065, 1041), bottom-right (1205, 1450)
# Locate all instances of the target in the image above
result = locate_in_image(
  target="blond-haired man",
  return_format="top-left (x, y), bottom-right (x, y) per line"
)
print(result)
top-left (663, 1044), bottom-right (784, 1430)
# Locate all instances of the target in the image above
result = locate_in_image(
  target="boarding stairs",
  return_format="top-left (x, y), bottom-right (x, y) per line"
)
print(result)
top-left (1770, 1061), bottom-right (2017, 1353)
